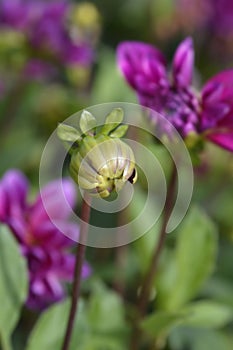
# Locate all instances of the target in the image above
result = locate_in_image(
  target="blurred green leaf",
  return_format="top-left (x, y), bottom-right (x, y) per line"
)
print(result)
top-left (182, 301), bottom-right (233, 328)
top-left (26, 299), bottom-right (90, 350)
top-left (170, 327), bottom-right (233, 350)
top-left (202, 277), bottom-right (233, 308)
top-left (0, 225), bottom-right (28, 349)
top-left (130, 188), bottom-right (161, 272)
top-left (156, 206), bottom-right (218, 310)
top-left (141, 300), bottom-right (233, 341)
top-left (87, 281), bottom-right (127, 334)
top-left (141, 310), bottom-right (186, 338)
top-left (26, 282), bottom-right (128, 350)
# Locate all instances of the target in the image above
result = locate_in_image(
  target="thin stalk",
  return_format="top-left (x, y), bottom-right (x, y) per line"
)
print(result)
top-left (138, 163), bottom-right (177, 315)
top-left (61, 192), bottom-right (91, 350)
top-left (114, 244), bottom-right (127, 296)
top-left (130, 163), bottom-right (177, 350)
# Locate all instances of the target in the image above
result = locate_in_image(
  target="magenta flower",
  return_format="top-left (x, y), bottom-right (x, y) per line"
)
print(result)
top-left (0, 170), bottom-right (91, 310)
top-left (117, 38), bottom-right (233, 151)
top-left (0, 0), bottom-right (93, 78)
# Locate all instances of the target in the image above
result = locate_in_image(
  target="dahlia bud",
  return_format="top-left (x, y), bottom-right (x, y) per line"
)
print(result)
top-left (57, 108), bottom-right (137, 197)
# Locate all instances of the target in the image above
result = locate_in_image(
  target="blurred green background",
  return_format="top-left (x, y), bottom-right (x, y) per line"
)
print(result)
top-left (1, 1), bottom-right (233, 350)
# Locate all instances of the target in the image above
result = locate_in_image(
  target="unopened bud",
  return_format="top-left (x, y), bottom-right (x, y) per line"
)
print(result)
top-left (57, 108), bottom-right (137, 197)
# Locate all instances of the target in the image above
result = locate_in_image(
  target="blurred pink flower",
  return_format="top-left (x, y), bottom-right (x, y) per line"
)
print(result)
top-left (0, 170), bottom-right (91, 310)
top-left (0, 0), bottom-right (93, 78)
top-left (117, 38), bottom-right (233, 151)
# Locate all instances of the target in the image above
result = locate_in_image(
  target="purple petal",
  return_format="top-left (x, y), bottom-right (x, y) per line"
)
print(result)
top-left (172, 37), bottom-right (194, 88)
top-left (31, 221), bottom-right (78, 249)
top-left (30, 178), bottom-right (77, 226)
top-left (27, 274), bottom-right (64, 310)
top-left (0, 183), bottom-right (7, 221)
top-left (207, 132), bottom-right (233, 152)
top-left (24, 59), bottom-right (57, 80)
top-left (117, 41), bottom-right (167, 95)
top-left (202, 69), bottom-right (233, 130)
top-left (0, 170), bottom-right (28, 221)
top-left (63, 43), bottom-right (94, 66)
top-left (52, 252), bottom-right (91, 281)
top-left (0, 0), bottom-right (30, 29)
top-left (1, 169), bottom-right (28, 206)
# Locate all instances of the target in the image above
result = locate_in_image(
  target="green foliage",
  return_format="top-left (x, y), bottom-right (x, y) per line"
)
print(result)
top-left (101, 108), bottom-right (124, 135)
top-left (141, 311), bottom-right (186, 338)
top-left (170, 328), bottom-right (233, 350)
top-left (26, 281), bottom-right (128, 350)
top-left (182, 301), bottom-right (233, 328)
top-left (57, 123), bottom-right (81, 142)
top-left (0, 225), bottom-right (28, 350)
top-left (156, 206), bottom-right (218, 310)
top-left (141, 301), bottom-right (233, 340)
top-left (79, 110), bottom-right (97, 135)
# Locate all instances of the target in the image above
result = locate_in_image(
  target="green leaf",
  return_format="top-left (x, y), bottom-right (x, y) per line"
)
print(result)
top-left (57, 123), bottom-right (81, 142)
top-left (101, 108), bottom-right (124, 135)
top-left (141, 300), bottom-right (232, 341)
top-left (26, 299), bottom-right (89, 350)
top-left (109, 124), bottom-right (128, 138)
top-left (141, 311), bottom-right (186, 338)
top-left (170, 327), bottom-right (233, 350)
top-left (183, 301), bottom-right (233, 328)
top-left (0, 225), bottom-right (28, 347)
top-left (156, 206), bottom-right (218, 310)
top-left (26, 282), bottom-right (128, 350)
top-left (79, 110), bottom-right (97, 135)
top-left (87, 282), bottom-right (127, 334)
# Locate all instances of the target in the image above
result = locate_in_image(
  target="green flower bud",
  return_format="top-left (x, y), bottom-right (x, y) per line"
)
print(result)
top-left (57, 108), bottom-right (137, 197)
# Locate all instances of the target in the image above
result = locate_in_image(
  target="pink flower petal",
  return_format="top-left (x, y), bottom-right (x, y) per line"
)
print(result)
top-left (172, 37), bottom-right (194, 88)
top-left (207, 131), bottom-right (233, 152)
top-left (202, 69), bottom-right (233, 129)
top-left (117, 41), bottom-right (167, 95)
top-left (30, 178), bottom-right (76, 226)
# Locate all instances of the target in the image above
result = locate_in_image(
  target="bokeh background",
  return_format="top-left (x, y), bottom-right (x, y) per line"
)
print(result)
top-left (1, 1), bottom-right (233, 349)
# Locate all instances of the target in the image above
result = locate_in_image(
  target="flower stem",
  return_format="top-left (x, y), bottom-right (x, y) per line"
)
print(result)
top-left (130, 163), bottom-right (177, 349)
top-left (61, 192), bottom-right (91, 350)
top-left (138, 163), bottom-right (177, 315)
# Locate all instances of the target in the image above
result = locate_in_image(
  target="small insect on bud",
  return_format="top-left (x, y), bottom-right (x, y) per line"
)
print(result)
top-left (57, 108), bottom-right (137, 197)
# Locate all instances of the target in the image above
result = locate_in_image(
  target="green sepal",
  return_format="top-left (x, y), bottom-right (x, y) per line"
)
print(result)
top-left (109, 124), bottom-right (128, 138)
top-left (79, 110), bottom-right (97, 135)
top-left (78, 135), bottom-right (98, 158)
top-left (101, 108), bottom-right (124, 135)
top-left (57, 123), bottom-right (81, 142)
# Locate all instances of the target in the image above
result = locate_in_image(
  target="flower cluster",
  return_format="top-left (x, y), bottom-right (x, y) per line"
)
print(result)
top-left (117, 38), bottom-right (233, 151)
top-left (0, 0), bottom-right (95, 81)
top-left (0, 170), bottom-right (90, 310)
